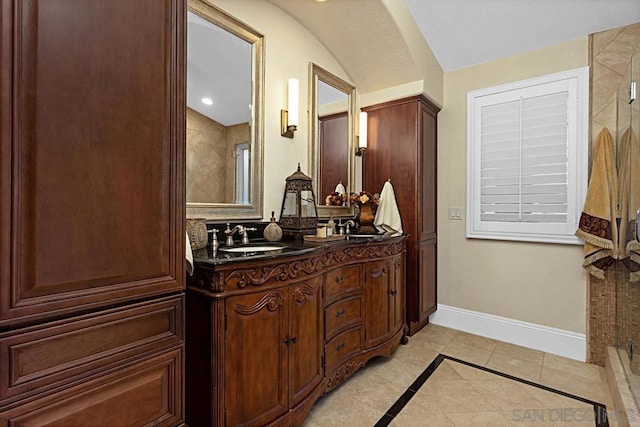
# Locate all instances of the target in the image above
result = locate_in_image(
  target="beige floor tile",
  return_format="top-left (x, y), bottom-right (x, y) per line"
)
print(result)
top-left (504, 408), bottom-right (596, 426)
top-left (543, 352), bottom-right (604, 383)
top-left (427, 360), bottom-right (465, 382)
top-left (446, 411), bottom-right (513, 426)
top-left (408, 324), bottom-right (459, 352)
top-left (303, 392), bottom-right (384, 426)
top-left (364, 354), bottom-right (427, 389)
top-left (441, 339), bottom-right (495, 366)
top-left (539, 364), bottom-right (610, 404)
top-left (451, 331), bottom-right (500, 352)
top-left (467, 378), bottom-right (547, 412)
top-left (448, 360), bottom-right (501, 380)
top-left (516, 381), bottom-right (592, 411)
top-left (393, 344), bottom-right (439, 370)
top-left (494, 341), bottom-right (545, 364)
top-left (422, 379), bottom-right (496, 413)
top-left (338, 370), bottom-right (406, 413)
top-left (486, 350), bottom-right (543, 383)
top-left (402, 385), bottom-right (445, 413)
top-left (391, 411), bottom-right (454, 427)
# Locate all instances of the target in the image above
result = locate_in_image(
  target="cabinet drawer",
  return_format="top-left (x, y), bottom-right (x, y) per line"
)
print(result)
top-left (325, 265), bottom-right (361, 301)
top-left (325, 296), bottom-right (362, 340)
top-left (0, 295), bottom-right (183, 403)
top-left (325, 328), bottom-right (362, 369)
top-left (0, 346), bottom-right (183, 426)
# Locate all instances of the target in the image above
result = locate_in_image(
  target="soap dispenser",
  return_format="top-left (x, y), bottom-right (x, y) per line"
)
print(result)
top-left (264, 211), bottom-right (283, 242)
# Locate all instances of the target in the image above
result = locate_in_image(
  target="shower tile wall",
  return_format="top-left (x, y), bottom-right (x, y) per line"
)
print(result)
top-left (589, 22), bottom-right (640, 366)
top-left (186, 108), bottom-right (250, 204)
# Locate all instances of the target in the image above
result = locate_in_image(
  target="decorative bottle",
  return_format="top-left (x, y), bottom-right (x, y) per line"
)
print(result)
top-left (264, 211), bottom-right (283, 242)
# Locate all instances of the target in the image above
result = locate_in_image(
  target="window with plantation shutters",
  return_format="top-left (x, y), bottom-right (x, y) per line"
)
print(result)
top-left (466, 67), bottom-right (588, 244)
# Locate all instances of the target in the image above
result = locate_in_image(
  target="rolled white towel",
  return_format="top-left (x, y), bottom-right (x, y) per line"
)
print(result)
top-left (374, 180), bottom-right (403, 235)
top-left (185, 231), bottom-right (194, 276)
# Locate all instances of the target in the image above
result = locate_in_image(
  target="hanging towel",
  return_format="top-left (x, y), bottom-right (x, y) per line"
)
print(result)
top-left (618, 127), bottom-right (640, 281)
top-left (374, 180), bottom-right (403, 235)
top-left (575, 128), bottom-right (618, 279)
top-left (334, 182), bottom-right (346, 195)
top-left (186, 232), bottom-right (194, 276)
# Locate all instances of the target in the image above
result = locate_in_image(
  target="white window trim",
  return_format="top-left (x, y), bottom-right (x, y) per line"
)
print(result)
top-left (466, 67), bottom-right (589, 245)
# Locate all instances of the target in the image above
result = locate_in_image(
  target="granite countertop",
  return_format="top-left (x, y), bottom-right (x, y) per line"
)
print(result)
top-left (191, 233), bottom-right (403, 266)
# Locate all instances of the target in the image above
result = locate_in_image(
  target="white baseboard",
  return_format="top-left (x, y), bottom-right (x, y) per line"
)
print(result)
top-left (429, 304), bottom-right (586, 362)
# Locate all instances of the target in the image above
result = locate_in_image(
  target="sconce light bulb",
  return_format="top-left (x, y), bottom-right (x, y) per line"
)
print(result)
top-left (288, 78), bottom-right (299, 127)
top-left (359, 111), bottom-right (368, 149)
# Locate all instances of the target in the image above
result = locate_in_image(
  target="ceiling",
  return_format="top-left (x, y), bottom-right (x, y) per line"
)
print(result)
top-left (405, 0), bottom-right (640, 72)
top-left (269, 0), bottom-right (640, 83)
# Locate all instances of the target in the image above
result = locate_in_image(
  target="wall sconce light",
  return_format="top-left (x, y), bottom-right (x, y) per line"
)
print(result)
top-left (356, 111), bottom-right (367, 156)
top-left (281, 78), bottom-right (299, 138)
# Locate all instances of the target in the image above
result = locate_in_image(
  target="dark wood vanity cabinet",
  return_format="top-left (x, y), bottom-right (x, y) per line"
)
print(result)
top-left (364, 95), bottom-right (439, 336)
top-left (186, 238), bottom-right (406, 426)
top-left (0, 0), bottom-right (185, 424)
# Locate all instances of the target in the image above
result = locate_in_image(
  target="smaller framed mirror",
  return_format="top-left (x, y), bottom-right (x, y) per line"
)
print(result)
top-left (309, 63), bottom-right (356, 217)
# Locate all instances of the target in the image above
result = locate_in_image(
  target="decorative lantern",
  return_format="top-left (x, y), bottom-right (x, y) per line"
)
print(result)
top-left (279, 164), bottom-right (318, 239)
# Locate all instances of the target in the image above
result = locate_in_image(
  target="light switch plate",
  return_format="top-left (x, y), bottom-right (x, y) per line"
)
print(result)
top-left (448, 207), bottom-right (463, 220)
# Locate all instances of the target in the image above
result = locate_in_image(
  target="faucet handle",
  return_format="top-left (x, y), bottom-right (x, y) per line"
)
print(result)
top-left (208, 229), bottom-right (219, 250)
top-left (242, 227), bottom-right (257, 245)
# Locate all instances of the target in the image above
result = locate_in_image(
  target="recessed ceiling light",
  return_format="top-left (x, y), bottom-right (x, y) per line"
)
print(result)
top-left (201, 97), bottom-right (213, 105)
top-left (313, 0), bottom-right (328, 3)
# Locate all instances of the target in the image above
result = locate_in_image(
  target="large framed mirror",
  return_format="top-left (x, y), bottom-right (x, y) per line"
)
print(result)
top-left (186, 0), bottom-right (264, 220)
top-left (309, 63), bottom-right (356, 217)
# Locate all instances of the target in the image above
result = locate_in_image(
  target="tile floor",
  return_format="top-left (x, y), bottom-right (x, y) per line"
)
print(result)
top-left (303, 324), bottom-right (619, 426)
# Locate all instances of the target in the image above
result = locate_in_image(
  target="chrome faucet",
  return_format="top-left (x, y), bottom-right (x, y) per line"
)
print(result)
top-left (225, 223), bottom-right (244, 246)
top-left (343, 220), bottom-right (356, 234)
top-left (224, 223), bottom-right (258, 246)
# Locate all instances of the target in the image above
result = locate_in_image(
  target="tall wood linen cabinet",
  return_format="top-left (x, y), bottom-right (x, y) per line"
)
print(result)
top-left (0, 1), bottom-right (185, 425)
top-left (363, 95), bottom-right (439, 335)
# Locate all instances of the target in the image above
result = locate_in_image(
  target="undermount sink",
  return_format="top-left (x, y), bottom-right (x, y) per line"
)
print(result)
top-left (219, 245), bottom-right (286, 253)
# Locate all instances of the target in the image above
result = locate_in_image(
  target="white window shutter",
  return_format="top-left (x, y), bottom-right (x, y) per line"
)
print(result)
top-left (467, 68), bottom-right (588, 244)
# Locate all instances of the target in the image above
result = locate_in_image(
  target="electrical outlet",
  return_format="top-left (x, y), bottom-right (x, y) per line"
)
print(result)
top-left (448, 207), bottom-right (463, 220)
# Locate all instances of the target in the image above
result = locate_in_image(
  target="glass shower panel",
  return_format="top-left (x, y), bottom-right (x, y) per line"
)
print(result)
top-left (617, 52), bottom-right (640, 409)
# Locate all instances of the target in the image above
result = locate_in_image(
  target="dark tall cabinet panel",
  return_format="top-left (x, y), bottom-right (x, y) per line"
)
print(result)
top-left (363, 95), bottom-right (439, 336)
top-left (1, 1), bottom-right (185, 424)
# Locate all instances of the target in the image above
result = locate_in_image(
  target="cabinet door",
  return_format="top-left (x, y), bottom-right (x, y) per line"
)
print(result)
top-left (288, 277), bottom-right (323, 407)
top-left (0, 0), bottom-right (185, 327)
top-left (419, 242), bottom-right (437, 320)
top-left (390, 254), bottom-right (405, 334)
top-left (225, 291), bottom-right (288, 426)
top-left (364, 260), bottom-right (393, 348)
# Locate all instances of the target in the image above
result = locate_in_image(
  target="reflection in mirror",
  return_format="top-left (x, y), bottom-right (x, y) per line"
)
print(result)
top-left (186, 0), bottom-right (264, 220)
top-left (309, 63), bottom-right (356, 217)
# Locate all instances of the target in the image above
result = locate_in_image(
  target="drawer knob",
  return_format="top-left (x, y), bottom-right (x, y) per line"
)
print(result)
top-left (336, 342), bottom-right (346, 351)
top-left (389, 289), bottom-right (398, 296)
top-left (335, 275), bottom-right (345, 284)
top-left (335, 308), bottom-right (347, 318)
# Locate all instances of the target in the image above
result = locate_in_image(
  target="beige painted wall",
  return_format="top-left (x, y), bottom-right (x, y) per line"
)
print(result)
top-left (439, 38), bottom-right (589, 334)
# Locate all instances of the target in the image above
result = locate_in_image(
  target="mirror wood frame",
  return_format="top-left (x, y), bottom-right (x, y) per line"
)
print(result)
top-left (309, 63), bottom-right (356, 217)
top-left (186, 0), bottom-right (265, 220)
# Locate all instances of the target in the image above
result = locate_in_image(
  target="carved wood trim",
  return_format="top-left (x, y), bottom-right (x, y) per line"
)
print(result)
top-left (234, 291), bottom-right (283, 315)
top-left (226, 255), bottom-right (324, 289)
top-left (324, 360), bottom-right (365, 393)
top-left (292, 282), bottom-right (318, 305)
